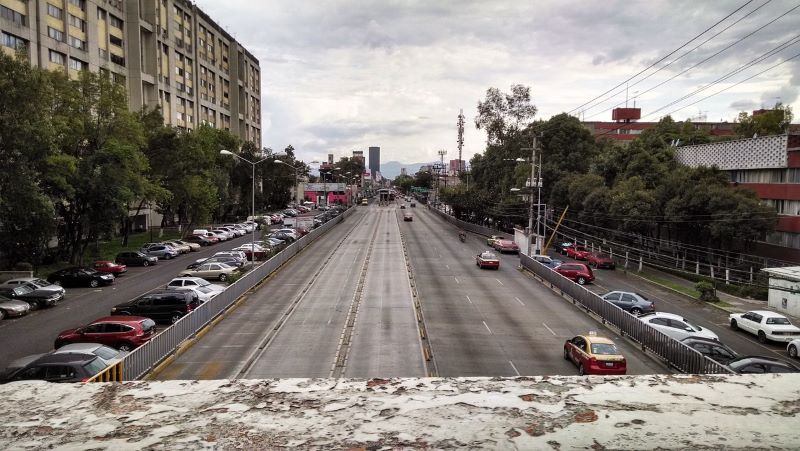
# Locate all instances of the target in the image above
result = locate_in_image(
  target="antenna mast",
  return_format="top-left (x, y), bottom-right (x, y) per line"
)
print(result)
top-left (457, 109), bottom-right (465, 176)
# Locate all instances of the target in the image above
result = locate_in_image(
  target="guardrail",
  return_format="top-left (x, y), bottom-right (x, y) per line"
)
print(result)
top-left (519, 254), bottom-right (733, 374)
top-left (92, 208), bottom-right (355, 381)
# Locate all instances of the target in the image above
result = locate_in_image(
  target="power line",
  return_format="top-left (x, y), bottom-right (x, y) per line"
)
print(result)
top-left (568, 0), bottom-right (756, 115)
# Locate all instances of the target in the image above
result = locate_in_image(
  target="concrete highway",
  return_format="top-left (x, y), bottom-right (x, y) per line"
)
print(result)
top-left (157, 202), bottom-right (665, 379)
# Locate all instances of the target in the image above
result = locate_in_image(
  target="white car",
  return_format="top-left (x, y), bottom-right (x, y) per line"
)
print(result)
top-left (169, 285), bottom-right (219, 302)
top-left (211, 229), bottom-right (233, 240)
top-left (214, 251), bottom-right (247, 261)
top-left (729, 310), bottom-right (800, 343)
top-left (179, 262), bottom-right (239, 281)
top-left (275, 228), bottom-right (300, 240)
top-left (638, 312), bottom-right (718, 341)
top-left (165, 277), bottom-right (225, 293)
top-left (788, 339), bottom-right (800, 359)
top-left (52, 343), bottom-right (127, 365)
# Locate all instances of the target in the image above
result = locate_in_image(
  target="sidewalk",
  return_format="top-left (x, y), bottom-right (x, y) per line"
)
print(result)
top-left (628, 264), bottom-right (800, 323)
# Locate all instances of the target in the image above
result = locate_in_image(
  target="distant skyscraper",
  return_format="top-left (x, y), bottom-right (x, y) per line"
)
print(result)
top-left (400, 168), bottom-right (407, 176)
top-left (449, 159), bottom-right (466, 176)
top-left (369, 147), bottom-right (380, 179)
top-left (328, 153), bottom-right (334, 164)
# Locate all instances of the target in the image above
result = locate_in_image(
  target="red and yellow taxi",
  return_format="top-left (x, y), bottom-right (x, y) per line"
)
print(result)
top-left (563, 334), bottom-right (627, 375)
top-left (476, 251), bottom-right (500, 270)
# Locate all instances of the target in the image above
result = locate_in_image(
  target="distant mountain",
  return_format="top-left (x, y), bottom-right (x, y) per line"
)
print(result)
top-left (379, 161), bottom-right (433, 179)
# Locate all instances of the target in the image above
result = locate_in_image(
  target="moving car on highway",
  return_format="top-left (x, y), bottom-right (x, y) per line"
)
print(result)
top-left (600, 291), bottom-right (655, 315)
top-left (638, 312), bottom-right (719, 341)
top-left (403, 213), bottom-right (413, 222)
top-left (486, 235), bottom-right (505, 247)
top-left (54, 316), bottom-right (156, 351)
top-left (47, 267), bottom-right (114, 288)
top-left (563, 334), bottom-right (627, 375)
top-left (493, 239), bottom-right (519, 254)
top-left (476, 251), bottom-right (500, 270)
top-left (729, 310), bottom-right (800, 344)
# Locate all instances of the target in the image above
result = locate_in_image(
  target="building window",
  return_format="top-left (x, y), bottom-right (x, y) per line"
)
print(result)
top-left (176, 111), bottom-right (183, 121)
top-left (0, 5), bottom-right (26, 25)
top-left (109, 35), bottom-right (123, 48)
top-left (49, 50), bottom-right (65, 65)
top-left (175, 66), bottom-right (184, 76)
top-left (98, 48), bottom-right (107, 59)
top-left (68, 35), bottom-right (86, 51)
top-left (68, 57), bottom-right (87, 71)
top-left (47, 4), bottom-right (64, 19)
top-left (68, 0), bottom-right (86, 10)
top-left (47, 27), bottom-right (64, 41)
top-left (110, 54), bottom-right (125, 66)
top-left (1, 32), bottom-right (26, 50)
top-left (97, 8), bottom-right (106, 20)
top-left (68, 14), bottom-right (86, 31)
top-left (109, 14), bottom-right (123, 29)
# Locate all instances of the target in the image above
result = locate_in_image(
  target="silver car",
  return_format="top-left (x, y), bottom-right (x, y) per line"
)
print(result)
top-left (0, 295), bottom-right (31, 320)
top-left (51, 343), bottom-right (126, 365)
top-left (141, 244), bottom-right (179, 260)
top-left (0, 277), bottom-right (65, 301)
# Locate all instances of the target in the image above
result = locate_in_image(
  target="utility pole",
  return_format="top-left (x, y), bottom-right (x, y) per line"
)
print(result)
top-left (457, 109), bottom-right (465, 176)
top-left (521, 135), bottom-right (542, 255)
top-left (437, 149), bottom-right (447, 209)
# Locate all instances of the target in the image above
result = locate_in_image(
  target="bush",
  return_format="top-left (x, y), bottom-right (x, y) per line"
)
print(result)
top-left (695, 281), bottom-right (718, 302)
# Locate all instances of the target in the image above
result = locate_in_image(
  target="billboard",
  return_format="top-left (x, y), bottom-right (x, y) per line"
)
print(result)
top-left (306, 183), bottom-right (345, 191)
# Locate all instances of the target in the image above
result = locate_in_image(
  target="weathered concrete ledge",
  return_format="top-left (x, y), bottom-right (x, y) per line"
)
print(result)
top-left (1, 375), bottom-right (798, 449)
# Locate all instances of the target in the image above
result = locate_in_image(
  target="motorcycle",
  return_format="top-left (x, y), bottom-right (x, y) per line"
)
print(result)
top-left (459, 232), bottom-right (466, 243)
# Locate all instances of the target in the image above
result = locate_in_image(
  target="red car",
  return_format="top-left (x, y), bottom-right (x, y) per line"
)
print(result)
top-left (93, 260), bottom-right (127, 276)
top-left (554, 262), bottom-right (594, 285)
top-left (54, 316), bottom-right (157, 352)
top-left (587, 253), bottom-right (615, 269)
top-left (564, 335), bottom-right (627, 375)
top-left (294, 227), bottom-right (310, 237)
top-left (493, 239), bottom-right (520, 254)
top-left (566, 245), bottom-right (591, 260)
top-left (197, 232), bottom-right (220, 243)
top-left (476, 251), bottom-right (500, 269)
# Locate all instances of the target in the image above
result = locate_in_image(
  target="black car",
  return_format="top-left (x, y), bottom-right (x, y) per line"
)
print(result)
top-left (0, 285), bottom-right (60, 309)
top-left (185, 256), bottom-right (244, 270)
top-left (116, 251), bottom-right (159, 267)
top-left (269, 232), bottom-right (296, 243)
top-left (110, 290), bottom-right (200, 324)
top-left (726, 355), bottom-right (800, 374)
top-left (681, 337), bottom-right (739, 365)
top-left (1, 353), bottom-right (109, 383)
top-left (47, 267), bottom-right (115, 288)
top-left (184, 235), bottom-right (213, 246)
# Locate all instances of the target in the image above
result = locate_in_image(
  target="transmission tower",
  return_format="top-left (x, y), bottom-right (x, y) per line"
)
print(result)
top-left (456, 109), bottom-right (465, 176)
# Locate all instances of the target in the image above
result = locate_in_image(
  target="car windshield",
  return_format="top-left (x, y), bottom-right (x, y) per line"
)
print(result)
top-left (83, 357), bottom-right (107, 376)
top-left (94, 346), bottom-right (121, 361)
top-left (31, 279), bottom-right (50, 287)
top-left (766, 317), bottom-right (791, 325)
top-left (591, 343), bottom-right (619, 355)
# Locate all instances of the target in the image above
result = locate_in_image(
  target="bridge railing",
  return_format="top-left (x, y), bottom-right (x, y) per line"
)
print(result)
top-left (92, 208), bottom-right (355, 381)
top-left (519, 254), bottom-right (734, 374)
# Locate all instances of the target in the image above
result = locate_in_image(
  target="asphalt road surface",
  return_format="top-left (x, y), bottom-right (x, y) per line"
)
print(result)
top-left (157, 202), bottom-right (665, 379)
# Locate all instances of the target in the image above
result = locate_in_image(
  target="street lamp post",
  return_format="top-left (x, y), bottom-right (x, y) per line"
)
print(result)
top-left (220, 149), bottom-right (276, 265)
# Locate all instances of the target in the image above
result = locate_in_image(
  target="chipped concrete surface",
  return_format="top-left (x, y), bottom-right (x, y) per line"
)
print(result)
top-left (1, 375), bottom-right (798, 449)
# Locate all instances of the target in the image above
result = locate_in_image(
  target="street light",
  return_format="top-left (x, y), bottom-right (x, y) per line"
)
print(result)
top-left (220, 149), bottom-right (278, 265)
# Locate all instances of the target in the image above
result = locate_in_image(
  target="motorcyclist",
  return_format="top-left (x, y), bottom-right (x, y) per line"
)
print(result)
top-left (458, 230), bottom-right (466, 242)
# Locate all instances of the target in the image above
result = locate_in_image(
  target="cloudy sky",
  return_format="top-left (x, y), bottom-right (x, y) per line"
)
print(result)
top-left (195, 0), bottom-right (800, 166)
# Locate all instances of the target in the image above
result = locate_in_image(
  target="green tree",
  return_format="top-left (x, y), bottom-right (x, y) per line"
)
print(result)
top-left (734, 104), bottom-right (793, 138)
top-left (475, 84), bottom-right (537, 146)
top-left (393, 174), bottom-right (414, 193)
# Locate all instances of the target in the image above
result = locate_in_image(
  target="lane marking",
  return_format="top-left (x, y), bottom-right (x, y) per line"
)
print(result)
top-left (542, 322), bottom-right (557, 336)
top-left (509, 360), bottom-right (521, 376)
top-left (515, 297), bottom-right (525, 306)
top-left (483, 321), bottom-right (493, 334)
top-left (466, 295), bottom-right (472, 304)
top-left (454, 277), bottom-right (460, 284)
top-left (445, 264), bottom-right (450, 270)
top-left (496, 279), bottom-right (504, 286)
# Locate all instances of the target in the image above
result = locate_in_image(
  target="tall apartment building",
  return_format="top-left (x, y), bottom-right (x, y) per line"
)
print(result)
top-left (0, 0), bottom-right (261, 146)
top-left (368, 146), bottom-right (380, 179)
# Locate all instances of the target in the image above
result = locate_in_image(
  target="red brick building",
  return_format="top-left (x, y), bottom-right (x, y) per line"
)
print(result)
top-left (583, 108), bottom-right (739, 142)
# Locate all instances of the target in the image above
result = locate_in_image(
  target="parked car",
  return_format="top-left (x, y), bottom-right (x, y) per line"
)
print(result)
top-left (166, 277), bottom-right (225, 293)
top-left (410, 202), bottom-right (416, 207)
top-left (169, 285), bottom-right (218, 302)
top-left (52, 343), bottom-right (126, 366)
top-left (186, 256), bottom-right (244, 270)
top-left (563, 335), bottom-right (626, 375)
top-left (0, 294), bottom-right (31, 320)
top-left (184, 235), bottom-right (214, 246)
top-left (55, 316), bottom-right (157, 351)
top-left (198, 232), bottom-right (221, 243)
top-left (164, 240), bottom-right (191, 254)
top-left (587, 253), bottom-right (615, 269)
top-left (0, 285), bottom-right (62, 309)
top-left (403, 213), bottom-right (413, 222)
top-left (47, 267), bottom-right (115, 288)
top-left (110, 291), bottom-right (200, 324)
top-left (141, 245), bottom-right (179, 260)
top-left (493, 239), bottom-right (519, 254)
top-left (294, 227), bottom-right (310, 237)
top-left (0, 277), bottom-right (65, 300)
top-left (232, 244), bottom-right (269, 260)
top-left (553, 262), bottom-right (594, 285)
top-left (729, 310), bottom-right (800, 343)
top-left (680, 337), bottom-right (739, 365)
top-left (476, 251), bottom-right (500, 270)
top-left (600, 291), bottom-right (655, 315)
top-left (400, 204), bottom-right (406, 209)
top-left (93, 260), bottom-right (127, 276)
top-left (0, 353), bottom-right (111, 383)
top-left (638, 312), bottom-right (719, 341)
top-left (486, 235), bottom-right (505, 246)
top-left (557, 242), bottom-right (576, 255)
top-left (275, 229), bottom-right (300, 240)
top-left (531, 254), bottom-right (562, 269)
top-left (115, 251), bottom-right (158, 267)
top-left (788, 339), bottom-right (800, 359)
top-left (179, 262), bottom-right (240, 282)
top-left (566, 245), bottom-right (591, 260)
top-left (269, 232), bottom-right (296, 243)
top-left (210, 230), bottom-right (232, 241)
top-left (173, 239), bottom-right (200, 252)
top-left (726, 355), bottom-right (800, 374)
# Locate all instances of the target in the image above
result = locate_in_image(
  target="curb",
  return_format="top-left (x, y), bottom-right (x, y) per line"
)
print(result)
top-left (624, 271), bottom-right (745, 315)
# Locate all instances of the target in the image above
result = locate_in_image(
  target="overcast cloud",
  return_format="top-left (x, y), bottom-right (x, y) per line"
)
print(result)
top-left (194, 0), bottom-right (800, 165)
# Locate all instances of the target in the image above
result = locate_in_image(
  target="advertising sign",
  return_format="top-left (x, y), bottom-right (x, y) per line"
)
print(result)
top-left (297, 216), bottom-right (314, 230)
top-left (306, 183), bottom-right (345, 192)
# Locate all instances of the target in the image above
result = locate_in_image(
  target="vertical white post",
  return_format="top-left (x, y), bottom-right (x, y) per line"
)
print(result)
top-left (638, 256), bottom-right (643, 272)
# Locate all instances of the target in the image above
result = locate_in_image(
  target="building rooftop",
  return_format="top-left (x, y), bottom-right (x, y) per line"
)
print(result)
top-left (1, 375), bottom-right (798, 449)
top-left (762, 266), bottom-right (800, 282)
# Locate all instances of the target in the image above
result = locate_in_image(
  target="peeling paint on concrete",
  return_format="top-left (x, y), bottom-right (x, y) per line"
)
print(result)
top-left (1, 375), bottom-right (798, 449)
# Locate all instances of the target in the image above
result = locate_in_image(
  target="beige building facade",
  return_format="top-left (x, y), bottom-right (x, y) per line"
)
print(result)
top-left (0, 0), bottom-right (260, 146)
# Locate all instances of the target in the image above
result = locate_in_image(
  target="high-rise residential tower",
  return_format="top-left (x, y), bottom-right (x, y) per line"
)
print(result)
top-left (368, 146), bottom-right (380, 179)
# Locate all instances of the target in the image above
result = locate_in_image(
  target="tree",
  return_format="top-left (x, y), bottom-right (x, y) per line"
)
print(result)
top-left (393, 174), bottom-right (414, 193)
top-left (475, 84), bottom-right (537, 146)
top-left (734, 104), bottom-right (793, 138)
